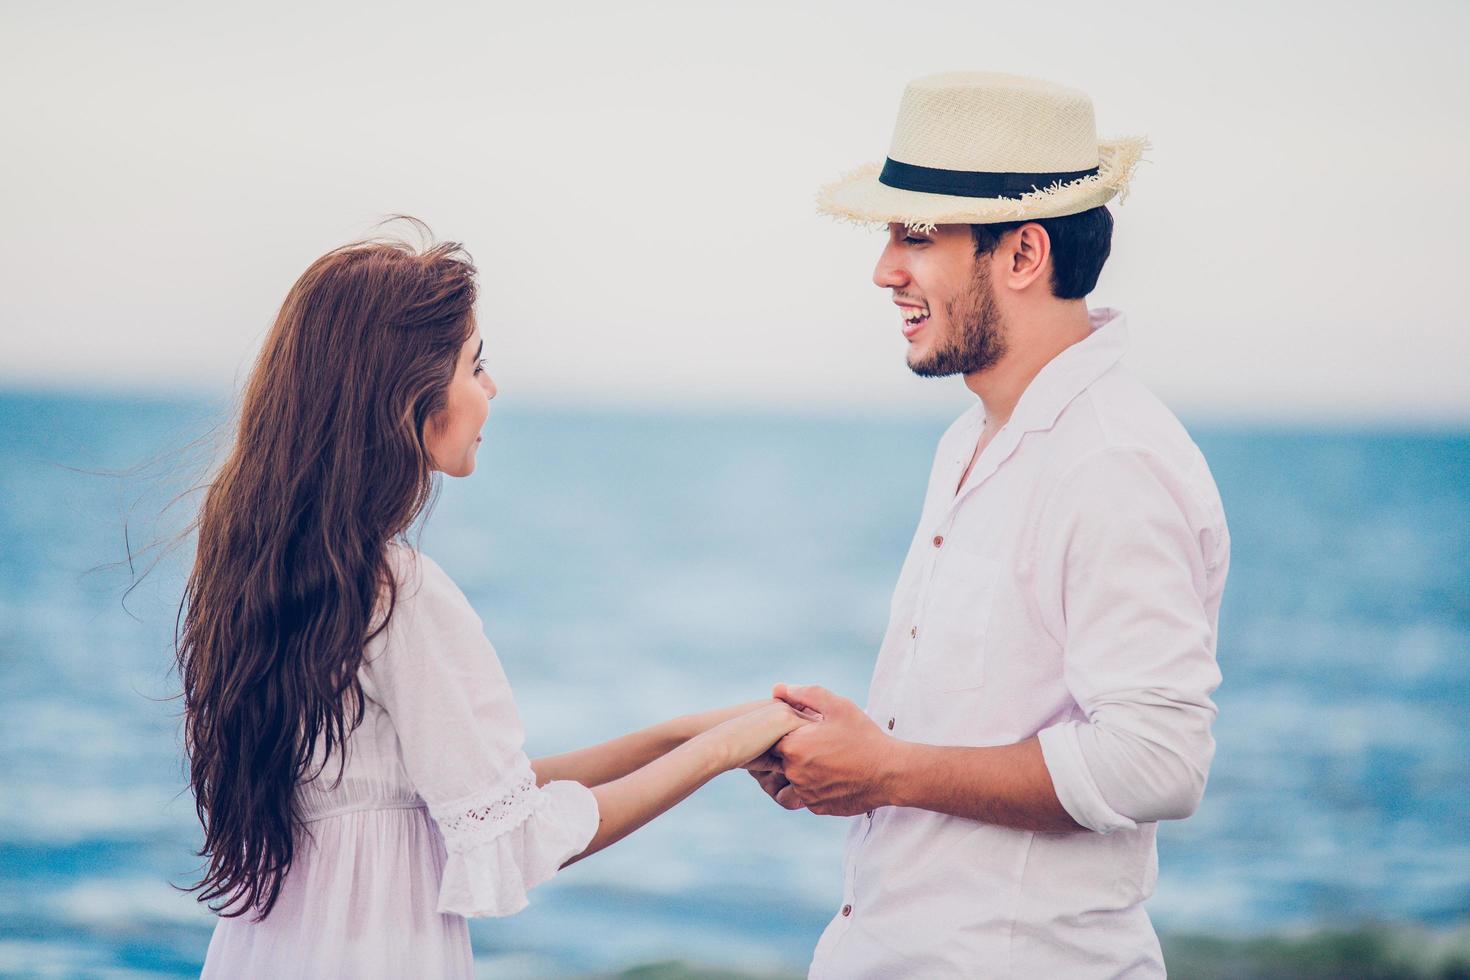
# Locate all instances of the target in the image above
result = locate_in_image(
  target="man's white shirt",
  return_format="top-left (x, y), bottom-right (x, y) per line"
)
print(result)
top-left (809, 309), bottom-right (1229, 979)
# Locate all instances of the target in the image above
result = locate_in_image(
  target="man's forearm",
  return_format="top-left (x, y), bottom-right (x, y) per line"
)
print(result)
top-left (881, 736), bottom-right (1085, 833)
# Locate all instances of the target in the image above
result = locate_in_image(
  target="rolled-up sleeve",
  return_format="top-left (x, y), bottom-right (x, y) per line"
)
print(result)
top-left (1035, 446), bottom-right (1227, 834)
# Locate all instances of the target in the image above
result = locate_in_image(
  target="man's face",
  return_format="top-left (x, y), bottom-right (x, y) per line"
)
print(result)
top-left (873, 223), bottom-right (1007, 378)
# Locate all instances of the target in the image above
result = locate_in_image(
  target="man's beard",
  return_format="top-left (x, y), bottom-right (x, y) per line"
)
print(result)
top-left (908, 263), bottom-right (1008, 378)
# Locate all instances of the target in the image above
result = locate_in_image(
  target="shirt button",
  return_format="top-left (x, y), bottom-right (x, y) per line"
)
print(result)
top-left (932, 534), bottom-right (944, 547)
top-left (841, 904), bottom-right (853, 917)
top-left (910, 626), bottom-right (918, 639)
top-left (887, 717), bottom-right (895, 730)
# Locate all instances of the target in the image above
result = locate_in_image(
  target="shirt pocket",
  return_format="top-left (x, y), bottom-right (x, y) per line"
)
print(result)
top-left (916, 547), bottom-right (1003, 692)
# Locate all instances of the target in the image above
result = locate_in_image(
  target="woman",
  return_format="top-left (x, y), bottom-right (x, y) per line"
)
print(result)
top-left (181, 229), bottom-right (808, 977)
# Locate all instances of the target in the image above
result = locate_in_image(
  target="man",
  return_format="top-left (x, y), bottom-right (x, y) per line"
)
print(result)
top-left (750, 72), bottom-right (1230, 977)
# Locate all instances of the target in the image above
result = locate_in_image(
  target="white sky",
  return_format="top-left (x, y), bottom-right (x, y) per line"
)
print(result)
top-left (2, 0), bottom-right (1466, 422)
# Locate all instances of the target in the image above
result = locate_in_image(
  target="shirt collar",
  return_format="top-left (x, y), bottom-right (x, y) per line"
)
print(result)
top-left (995, 307), bottom-right (1129, 435)
top-left (940, 309), bottom-right (1129, 510)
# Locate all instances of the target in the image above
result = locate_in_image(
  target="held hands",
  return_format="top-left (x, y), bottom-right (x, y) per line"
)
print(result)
top-left (748, 684), bottom-right (904, 817)
top-left (705, 699), bottom-right (817, 771)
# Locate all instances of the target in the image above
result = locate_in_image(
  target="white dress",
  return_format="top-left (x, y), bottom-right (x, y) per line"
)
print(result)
top-left (201, 548), bottom-right (600, 979)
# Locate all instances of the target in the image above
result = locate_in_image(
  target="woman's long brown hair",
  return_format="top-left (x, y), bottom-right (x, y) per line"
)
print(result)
top-left (177, 228), bottom-right (477, 918)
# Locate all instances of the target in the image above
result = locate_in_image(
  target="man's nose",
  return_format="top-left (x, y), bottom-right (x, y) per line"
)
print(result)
top-left (873, 242), bottom-right (908, 289)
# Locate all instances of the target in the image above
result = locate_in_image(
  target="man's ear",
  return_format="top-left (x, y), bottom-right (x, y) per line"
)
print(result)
top-left (1002, 223), bottom-right (1052, 292)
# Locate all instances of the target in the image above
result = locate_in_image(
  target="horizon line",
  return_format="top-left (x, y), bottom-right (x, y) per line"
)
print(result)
top-left (3, 381), bottom-right (1470, 434)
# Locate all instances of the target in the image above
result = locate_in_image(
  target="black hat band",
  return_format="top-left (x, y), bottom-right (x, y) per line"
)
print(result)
top-left (879, 158), bottom-right (1099, 200)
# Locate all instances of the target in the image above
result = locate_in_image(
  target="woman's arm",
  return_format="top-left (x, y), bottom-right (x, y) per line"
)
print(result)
top-left (564, 700), bottom-right (810, 865)
top-left (530, 699), bottom-right (770, 787)
top-left (362, 554), bottom-right (799, 915)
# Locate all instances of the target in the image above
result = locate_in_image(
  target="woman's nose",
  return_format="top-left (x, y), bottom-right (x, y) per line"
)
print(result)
top-left (483, 375), bottom-right (498, 400)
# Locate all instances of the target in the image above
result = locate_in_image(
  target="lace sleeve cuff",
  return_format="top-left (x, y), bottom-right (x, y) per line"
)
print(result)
top-left (431, 761), bottom-right (600, 918)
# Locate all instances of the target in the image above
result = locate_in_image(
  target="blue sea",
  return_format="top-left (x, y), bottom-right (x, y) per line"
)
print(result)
top-left (1, 389), bottom-right (1467, 977)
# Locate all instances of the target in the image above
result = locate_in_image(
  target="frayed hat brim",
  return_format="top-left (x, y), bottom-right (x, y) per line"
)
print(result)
top-left (816, 137), bottom-right (1148, 232)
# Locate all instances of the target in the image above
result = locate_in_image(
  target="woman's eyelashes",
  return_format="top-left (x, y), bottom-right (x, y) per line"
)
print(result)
top-left (473, 359), bottom-right (486, 376)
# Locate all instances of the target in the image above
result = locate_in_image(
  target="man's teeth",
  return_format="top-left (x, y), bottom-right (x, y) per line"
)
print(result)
top-left (903, 308), bottom-right (929, 323)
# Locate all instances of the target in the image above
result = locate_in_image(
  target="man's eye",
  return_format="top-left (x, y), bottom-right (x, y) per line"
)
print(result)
top-left (903, 236), bottom-right (929, 245)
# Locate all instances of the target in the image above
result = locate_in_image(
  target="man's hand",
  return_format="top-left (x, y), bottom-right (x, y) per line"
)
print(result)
top-left (744, 749), bottom-right (804, 810)
top-left (770, 683), bottom-right (904, 816)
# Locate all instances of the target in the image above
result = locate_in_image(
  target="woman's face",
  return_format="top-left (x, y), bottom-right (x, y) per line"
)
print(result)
top-left (426, 322), bottom-right (496, 477)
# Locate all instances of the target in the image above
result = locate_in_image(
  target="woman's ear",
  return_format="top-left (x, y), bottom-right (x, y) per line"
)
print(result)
top-left (422, 409), bottom-right (446, 472)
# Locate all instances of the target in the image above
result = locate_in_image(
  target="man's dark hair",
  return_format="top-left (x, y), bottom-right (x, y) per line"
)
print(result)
top-left (970, 205), bottom-right (1113, 300)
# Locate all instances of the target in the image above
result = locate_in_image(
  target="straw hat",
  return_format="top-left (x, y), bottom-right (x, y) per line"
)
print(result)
top-left (817, 72), bottom-right (1147, 232)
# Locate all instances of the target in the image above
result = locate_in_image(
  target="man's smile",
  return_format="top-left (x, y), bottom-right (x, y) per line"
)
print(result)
top-left (896, 301), bottom-right (930, 338)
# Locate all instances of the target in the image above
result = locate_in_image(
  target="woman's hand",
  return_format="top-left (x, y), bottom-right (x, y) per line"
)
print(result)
top-left (701, 700), bottom-right (815, 771)
top-left (534, 697), bottom-right (801, 790)
top-left (671, 699), bottom-right (776, 743)
top-left (571, 700), bottom-right (816, 864)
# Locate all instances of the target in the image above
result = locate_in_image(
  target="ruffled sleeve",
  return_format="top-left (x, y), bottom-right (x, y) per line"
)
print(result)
top-left (431, 761), bottom-right (600, 916)
top-left (361, 547), bottom-right (600, 917)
